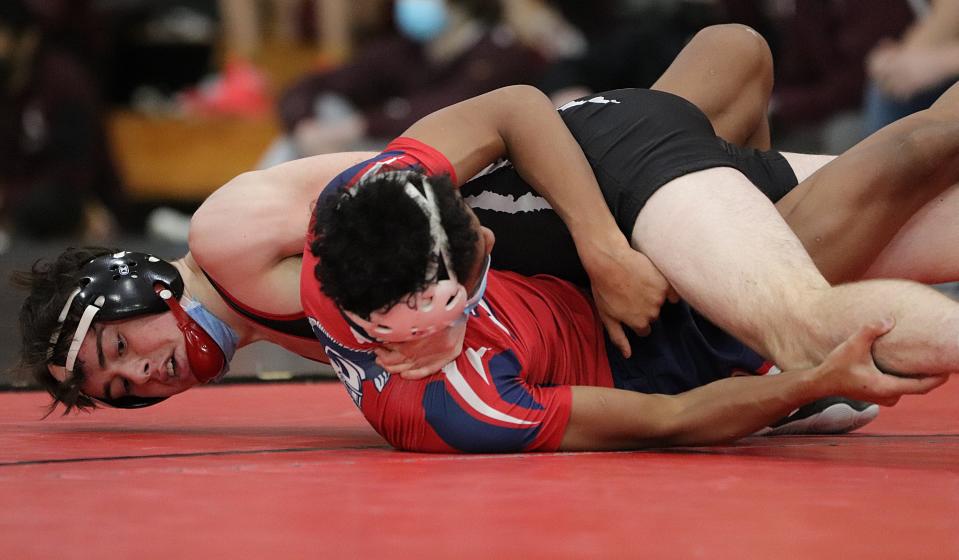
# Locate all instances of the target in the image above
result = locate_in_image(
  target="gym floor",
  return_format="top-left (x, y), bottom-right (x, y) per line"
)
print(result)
top-left (2, 375), bottom-right (957, 559)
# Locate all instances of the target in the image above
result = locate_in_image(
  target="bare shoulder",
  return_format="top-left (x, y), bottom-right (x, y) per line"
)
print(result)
top-left (190, 151), bottom-right (377, 275)
top-left (187, 151), bottom-right (376, 316)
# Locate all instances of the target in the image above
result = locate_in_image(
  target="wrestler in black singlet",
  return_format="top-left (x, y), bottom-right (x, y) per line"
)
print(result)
top-left (462, 87), bottom-right (798, 289)
top-left (461, 88), bottom-right (797, 393)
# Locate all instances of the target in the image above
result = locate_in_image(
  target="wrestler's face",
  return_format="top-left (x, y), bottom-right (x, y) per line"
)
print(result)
top-left (70, 312), bottom-right (199, 401)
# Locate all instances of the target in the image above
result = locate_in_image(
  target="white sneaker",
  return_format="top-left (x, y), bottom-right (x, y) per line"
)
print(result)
top-left (755, 397), bottom-right (879, 436)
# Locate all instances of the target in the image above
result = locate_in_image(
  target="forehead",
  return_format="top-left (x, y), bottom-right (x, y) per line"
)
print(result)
top-left (74, 321), bottom-right (111, 373)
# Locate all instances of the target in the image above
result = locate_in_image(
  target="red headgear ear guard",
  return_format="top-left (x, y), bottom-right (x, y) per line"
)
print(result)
top-left (155, 286), bottom-right (225, 383)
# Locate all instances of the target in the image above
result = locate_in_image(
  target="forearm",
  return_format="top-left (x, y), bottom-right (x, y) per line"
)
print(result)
top-left (494, 87), bottom-right (625, 251)
top-left (405, 85), bottom-right (627, 251)
top-left (560, 371), bottom-right (824, 451)
top-left (562, 319), bottom-right (947, 452)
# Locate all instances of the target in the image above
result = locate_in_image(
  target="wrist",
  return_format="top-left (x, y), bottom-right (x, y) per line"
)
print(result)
top-left (573, 228), bottom-right (632, 268)
top-left (792, 366), bottom-right (833, 403)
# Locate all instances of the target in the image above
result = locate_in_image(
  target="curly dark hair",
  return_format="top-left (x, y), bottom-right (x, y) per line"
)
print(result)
top-left (10, 246), bottom-right (114, 415)
top-left (311, 172), bottom-right (479, 318)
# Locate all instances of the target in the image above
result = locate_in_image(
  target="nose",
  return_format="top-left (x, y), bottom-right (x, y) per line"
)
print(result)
top-left (123, 360), bottom-right (160, 385)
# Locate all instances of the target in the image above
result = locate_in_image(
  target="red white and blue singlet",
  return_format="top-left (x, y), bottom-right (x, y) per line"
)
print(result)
top-left (300, 138), bottom-right (772, 453)
top-left (300, 138), bottom-right (613, 453)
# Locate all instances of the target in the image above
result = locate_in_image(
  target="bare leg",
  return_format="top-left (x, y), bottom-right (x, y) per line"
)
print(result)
top-left (861, 182), bottom-right (959, 282)
top-left (776, 81), bottom-right (959, 283)
top-left (634, 167), bottom-right (959, 374)
top-left (651, 24), bottom-right (773, 149)
top-left (776, 153), bottom-right (959, 284)
top-left (637, 25), bottom-right (959, 374)
top-left (658, 28), bottom-right (959, 287)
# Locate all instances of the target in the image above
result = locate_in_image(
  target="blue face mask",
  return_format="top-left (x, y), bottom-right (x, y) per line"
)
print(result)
top-left (183, 298), bottom-right (239, 382)
top-left (394, 0), bottom-right (449, 43)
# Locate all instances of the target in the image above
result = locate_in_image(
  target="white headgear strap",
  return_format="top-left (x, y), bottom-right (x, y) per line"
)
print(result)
top-left (47, 291), bottom-right (105, 382)
top-left (403, 180), bottom-right (457, 284)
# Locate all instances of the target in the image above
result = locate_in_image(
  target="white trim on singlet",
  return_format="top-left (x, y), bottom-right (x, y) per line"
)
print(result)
top-left (464, 190), bottom-right (553, 214)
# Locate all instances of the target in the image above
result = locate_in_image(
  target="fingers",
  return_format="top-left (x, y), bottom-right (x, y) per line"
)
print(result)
top-left (902, 374), bottom-right (950, 394)
top-left (623, 309), bottom-right (655, 337)
top-left (374, 346), bottom-right (408, 368)
top-left (666, 285), bottom-right (680, 304)
top-left (399, 367), bottom-right (439, 380)
top-left (376, 351), bottom-right (438, 378)
top-left (376, 358), bottom-right (412, 374)
top-left (834, 317), bottom-right (895, 363)
top-left (855, 317), bottom-right (896, 348)
top-left (874, 396), bottom-right (900, 407)
top-left (875, 374), bottom-right (949, 401)
top-left (602, 313), bottom-right (632, 359)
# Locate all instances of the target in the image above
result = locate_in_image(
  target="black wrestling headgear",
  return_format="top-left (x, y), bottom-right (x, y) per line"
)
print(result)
top-left (47, 251), bottom-right (183, 409)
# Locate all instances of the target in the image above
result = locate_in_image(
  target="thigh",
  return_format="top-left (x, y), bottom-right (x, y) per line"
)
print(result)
top-left (862, 181), bottom-right (959, 283)
top-left (775, 110), bottom-right (959, 284)
top-left (558, 88), bottom-right (753, 234)
top-left (632, 167), bottom-right (828, 360)
top-left (651, 24), bottom-right (773, 149)
top-left (778, 153), bottom-right (835, 186)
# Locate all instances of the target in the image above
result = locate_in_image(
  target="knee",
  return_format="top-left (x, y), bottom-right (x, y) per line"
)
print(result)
top-left (694, 24), bottom-right (773, 89)
top-left (906, 119), bottom-right (959, 185)
top-left (879, 117), bottom-right (959, 193)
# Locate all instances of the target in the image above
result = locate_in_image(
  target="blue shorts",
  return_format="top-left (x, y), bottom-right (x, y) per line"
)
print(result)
top-left (604, 301), bottom-right (768, 395)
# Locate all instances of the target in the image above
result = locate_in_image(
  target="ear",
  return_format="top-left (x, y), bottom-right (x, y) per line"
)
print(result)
top-left (480, 226), bottom-right (495, 255)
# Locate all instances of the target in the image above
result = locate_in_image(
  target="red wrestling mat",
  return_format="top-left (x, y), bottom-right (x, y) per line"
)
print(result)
top-left (1, 380), bottom-right (957, 560)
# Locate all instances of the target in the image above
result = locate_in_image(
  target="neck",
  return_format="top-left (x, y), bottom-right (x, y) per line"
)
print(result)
top-left (171, 254), bottom-right (258, 346)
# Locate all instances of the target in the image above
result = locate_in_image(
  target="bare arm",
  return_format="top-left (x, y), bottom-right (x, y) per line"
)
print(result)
top-left (560, 321), bottom-right (947, 451)
top-left (398, 85), bottom-right (674, 356)
top-left (404, 85), bottom-right (624, 254)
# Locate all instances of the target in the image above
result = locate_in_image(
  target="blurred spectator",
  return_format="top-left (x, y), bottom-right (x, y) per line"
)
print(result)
top-left (262, 0), bottom-right (546, 166)
top-left (534, 0), bottom-right (720, 107)
top-left (723, 0), bottom-right (913, 151)
top-left (0, 0), bottom-right (127, 240)
top-left (863, 0), bottom-right (959, 135)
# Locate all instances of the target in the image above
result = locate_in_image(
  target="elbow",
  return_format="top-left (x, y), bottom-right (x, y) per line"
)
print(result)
top-left (493, 84), bottom-right (551, 111)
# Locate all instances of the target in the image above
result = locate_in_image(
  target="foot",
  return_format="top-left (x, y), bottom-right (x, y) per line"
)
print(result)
top-left (755, 397), bottom-right (879, 436)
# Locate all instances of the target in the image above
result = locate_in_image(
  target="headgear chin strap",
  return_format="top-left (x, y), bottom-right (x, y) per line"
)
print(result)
top-left (46, 251), bottom-right (224, 409)
top-left (343, 178), bottom-right (490, 343)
